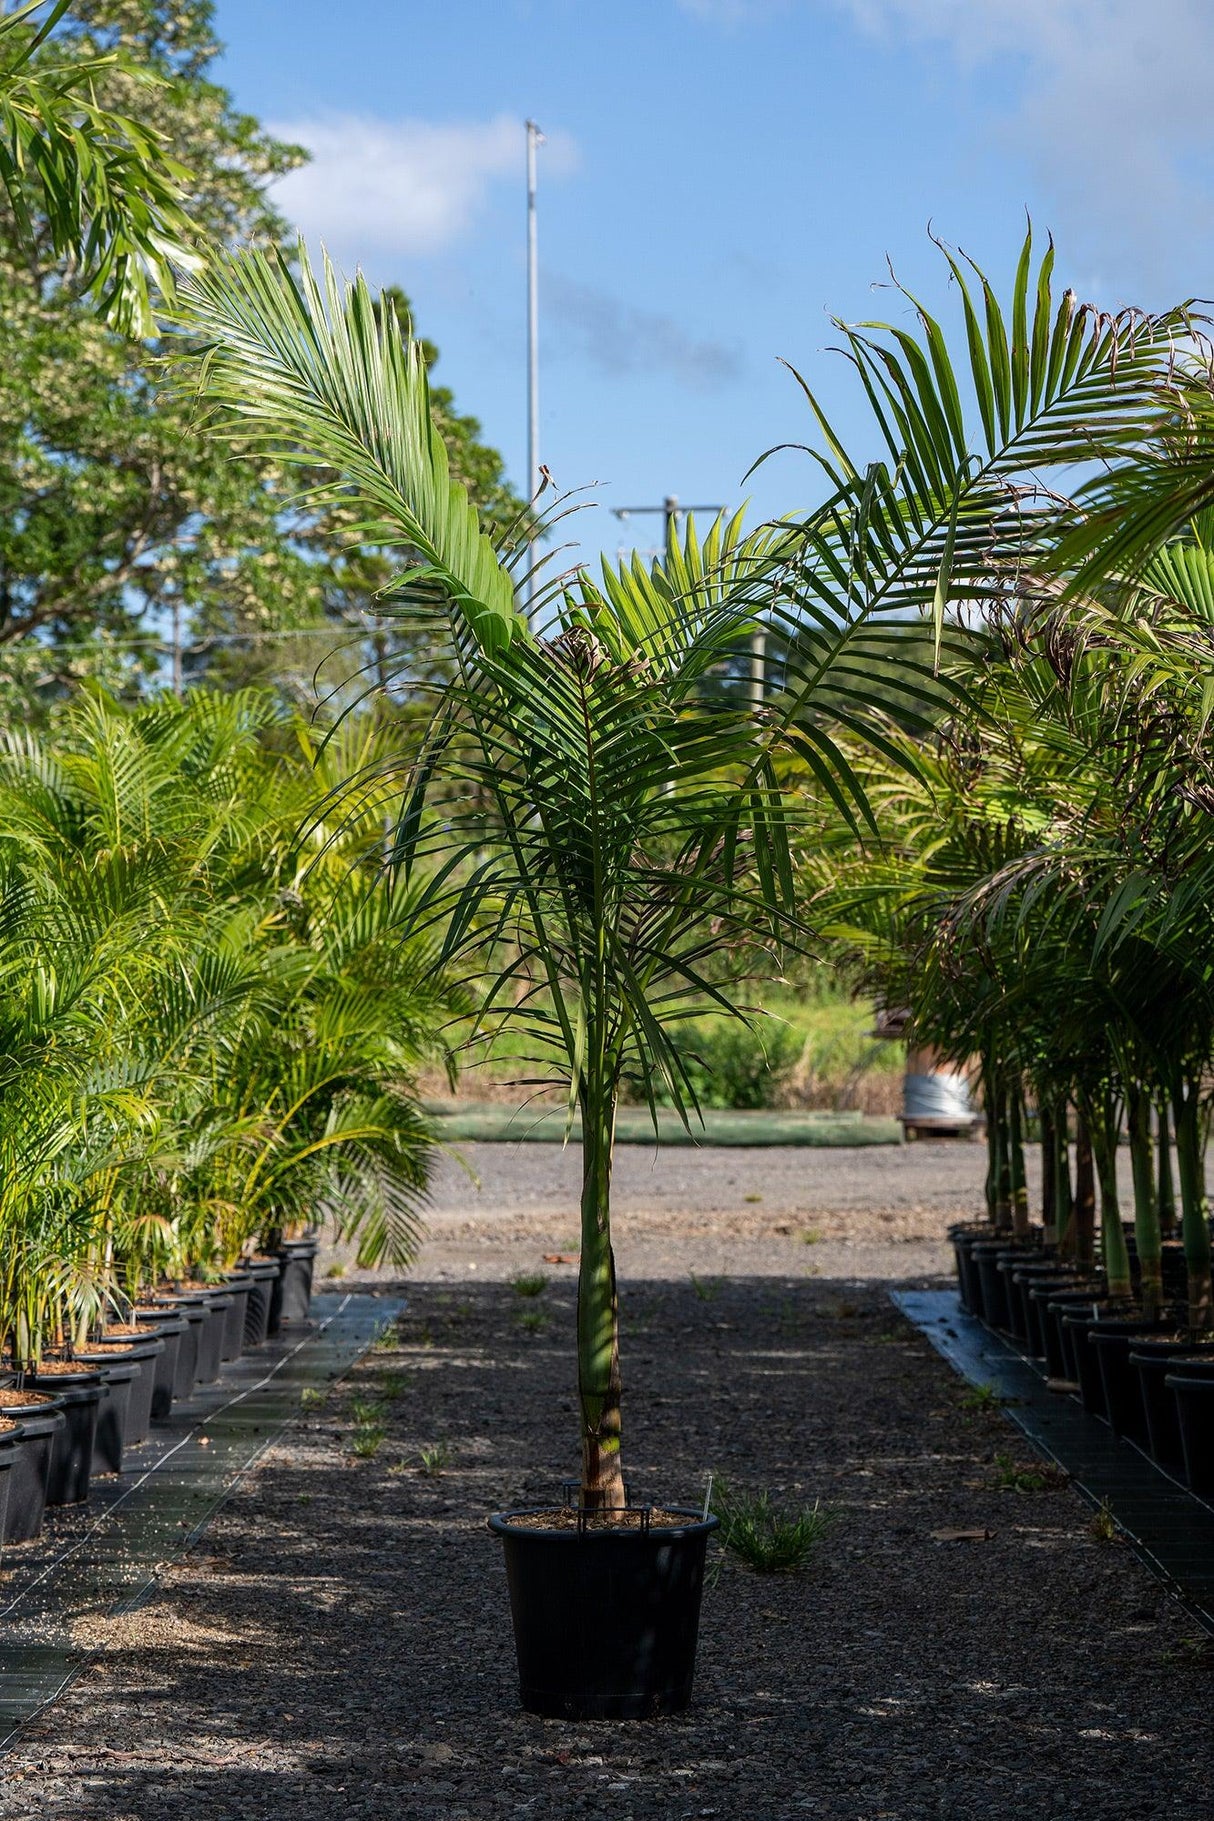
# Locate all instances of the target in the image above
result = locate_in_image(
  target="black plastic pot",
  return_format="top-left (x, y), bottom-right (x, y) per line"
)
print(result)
top-left (73, 1350), bottom-right (141, 1475)
top-left (35, 1369), bottom-right (106, 1506)
top-left (194, 1292), bottom-right (233, 1384)
top-left (159, 1299), bottom-right (206, 1398)
top-left (221, 1273), bottom-right (253, 1361)
top-left (270, 1237), bottom-right (319, 1333)
top-left (949, 1224), bottom-right (990, 1314)
top-left (1129, 1341), bottom-right (1214, 1472)
top-left (1006, 1264), bottom-right (1068, 1355)
top-left (1030, 1282), bottom-right (1101, 1378)
top-left (0, 1426), bottom-right (22, 1560)
top-left (1046, 1293), bottom-right (1105, 1382)
top-left (242, 1260), bottom-right (280, 1347)
top-left (88, 1332), bottom-right (165, 1447)
top-left (971, 1242), bottom-right (1017, 1329)
top-left (1167, 1373), bottom-right (1214, 1496)
top-left (133, 1311), bottom-right (185, 1421)
top-left (3, 1395), bottom-right (63, 1542)
top-left (1087, 1320), bottom-right (1169, 1445)
top-left (7, 1412), bottom-right (60, 1541)
top-left (1061, 1308), bottom-right (1140, 1418)
top-left (489, 1506), bottom-right (718, 1719)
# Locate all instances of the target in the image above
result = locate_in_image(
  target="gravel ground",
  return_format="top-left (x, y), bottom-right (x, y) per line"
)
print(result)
top-left (0, 1143), bottom-right (1211, 1820)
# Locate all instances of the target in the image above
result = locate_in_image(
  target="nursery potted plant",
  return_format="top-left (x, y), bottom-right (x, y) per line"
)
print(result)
top-left (176, 237), bottom-right (1161, 1715)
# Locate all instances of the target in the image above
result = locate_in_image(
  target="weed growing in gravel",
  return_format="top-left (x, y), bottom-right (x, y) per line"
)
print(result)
top-left (961, 1383), bottom-right (1003, 1412)
top-left (512, 1273), bottom-right (549, 1297)
top-left (690, 1273), bottom-right (721, 1302)
top-left (376, 1372), bottom-right (408, 1399)
top-left (351, 1397), bottom-right (387, 1425)
top-left (801, 1228), bottom-right (823, 1246)
top-left (992, 1451), bottom-right (1067, 1494)
top-left (324, 1262), bottom-right (346, 1279)
top-left (299, 1387), bottom-right (326, 1409)
top-left (744, 1193), bottom-right (763, 1204)
top-left (419, 1442), bottom-right (451, 1476)
top-left (373, 1321), bottom-right (402, 1351)
top-left (712, 1482), bottom-right (831, 1573)
top-left (352, 1424), bottom-right (387, 1459)
top-left (1089, 1498), bottom-right (1121, 1544)
top-left (518, 1309), bottom-right (549, 1334)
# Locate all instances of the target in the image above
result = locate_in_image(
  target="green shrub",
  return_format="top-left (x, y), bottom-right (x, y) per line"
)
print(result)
top-left (644, 1019), bottom-right (804, 1111)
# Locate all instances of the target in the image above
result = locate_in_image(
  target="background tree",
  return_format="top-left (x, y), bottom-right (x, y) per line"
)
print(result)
top-left (0, 2), bottom-right (529, 716)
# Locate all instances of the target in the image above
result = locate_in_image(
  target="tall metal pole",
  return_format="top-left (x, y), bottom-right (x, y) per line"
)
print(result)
top-left (526, 120), bottom-right (542, 620)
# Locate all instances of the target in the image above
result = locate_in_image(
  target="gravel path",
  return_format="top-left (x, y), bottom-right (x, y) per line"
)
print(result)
top-left (0, 1143), bottom-right (1210, 1820)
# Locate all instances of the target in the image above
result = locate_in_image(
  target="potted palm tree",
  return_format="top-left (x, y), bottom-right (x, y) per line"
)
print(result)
top-left (174, 233), bottom-right (1186, 1716)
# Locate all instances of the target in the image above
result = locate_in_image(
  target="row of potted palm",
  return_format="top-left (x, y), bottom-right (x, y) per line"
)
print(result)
top-left (168, 229), bottom-right (1204, 1715)
top-left (0, 687), bottom-right (450, 1549)
top-left (814, 514), bottom-right (1214, 1496)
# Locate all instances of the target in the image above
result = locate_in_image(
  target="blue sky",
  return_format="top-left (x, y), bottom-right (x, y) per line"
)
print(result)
top-left (212, 0), bottom-right (1214, 568)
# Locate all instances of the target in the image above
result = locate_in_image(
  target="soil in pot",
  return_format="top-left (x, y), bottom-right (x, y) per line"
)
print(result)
top-left (31, 1364), bottom-right (105, 1507)
top-left (1166, 1373), bottom-right (1214, 1496)
top-left (0, 1390), bottom-right (64, 1542)
top-left (489, 1505), bottom-right (719, 1720)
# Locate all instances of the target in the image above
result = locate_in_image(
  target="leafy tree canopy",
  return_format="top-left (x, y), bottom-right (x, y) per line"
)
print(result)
top-left (0, 1), bottom-right (528, 714)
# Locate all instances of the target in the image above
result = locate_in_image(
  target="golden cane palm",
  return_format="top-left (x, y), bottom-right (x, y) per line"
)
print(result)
top-left (172, 231), bottom-right (1194, 1507)
top-left (0, 0), bottom-right (198, 335)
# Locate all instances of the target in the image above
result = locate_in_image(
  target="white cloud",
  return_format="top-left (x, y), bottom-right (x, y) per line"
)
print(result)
top-left (832, 1), bottom-right (1214, 294)
top-left (546, 274), bottom-right (743, 389)
top-left (268, 113), bottom-right (577, 261)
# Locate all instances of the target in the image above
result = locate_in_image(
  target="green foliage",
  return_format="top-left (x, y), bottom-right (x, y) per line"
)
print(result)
top-left (712, 1482), bottom-right (831, 1573)
top-left (651, 1017), bottom-right (803, 1111)
top-left (0, 685), bottom-right (449, 1364)
top-left (0, 3), bottom-right (527, 712)
top-left (510, 1272), bottom-right (548, 1297)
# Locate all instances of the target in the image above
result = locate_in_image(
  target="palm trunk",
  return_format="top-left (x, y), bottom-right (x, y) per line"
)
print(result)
top-left (981, 1054), bottom-right (997, 1223)
top-left (1073, 1112), bottom-right (1096, 1268)
top-left (1127, 1082), bottom-right (1162, 1320)
top-left (1156, 1099), bottom-right (1177, 1236)
top-left (1083, 1088), bottom-right (1132, 1300)
top-left (577, 1084), bottom-right (625, 1509)
top-left (1052, 1095), bottom-right (1073, 1253)
top-left (992, 1074), bottom-right (1013, 1233)
top-left (1039, 1101), bottom-right (1056, 1241)
top-left (1009, 1086), bottom-right (1029, 1237)
top-left (1172, 1081), bottom-right (1212, 1334)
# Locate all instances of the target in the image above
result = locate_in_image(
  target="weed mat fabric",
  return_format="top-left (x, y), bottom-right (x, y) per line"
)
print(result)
top-left (894, 1288), bottom-right (1214, 1635)
top-left (0, 1292), bottom-right (401, 1751)
top-left (0, 1275), bottom-right (1211, 1820)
